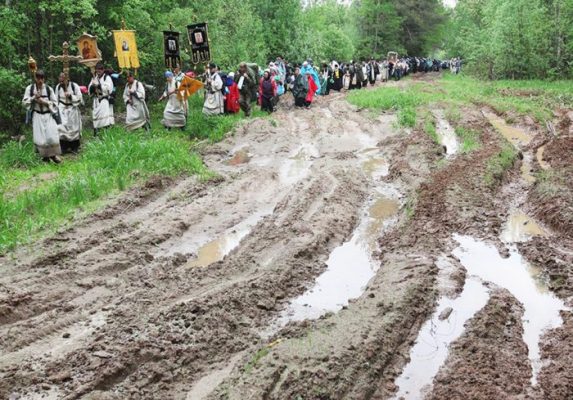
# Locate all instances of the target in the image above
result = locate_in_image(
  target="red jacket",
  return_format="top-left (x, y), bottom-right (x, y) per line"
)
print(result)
top-left (306, 75), bottom-right (318, 103)
top-left (225, 82), bottom-right (240, 113)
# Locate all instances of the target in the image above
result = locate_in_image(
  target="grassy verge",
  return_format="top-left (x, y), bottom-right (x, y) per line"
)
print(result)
top-left (483, 144), bottom-right (518, 187)
top-left (420, 111), bottom-right (439, 144)
top-left (347, 74), bottom-right (573, 124)
top-left (0, 92), bottom-right (263, 254)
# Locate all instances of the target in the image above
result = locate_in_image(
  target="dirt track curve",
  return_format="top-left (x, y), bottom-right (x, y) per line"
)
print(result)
top-left (1, 75), bottom-right (573, 400)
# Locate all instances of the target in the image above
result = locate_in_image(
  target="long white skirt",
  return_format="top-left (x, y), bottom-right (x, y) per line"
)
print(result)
top-left (125, 99), bottom-right (149, 131)
top-left (58, 104), bottom-right (82, 142)
top-left (33, 112), bottom-right (61, 157)
top-left (202, 91), bottom-right (224, 116)
top-left (162, 97), bottom-right (186, 128)
top-left (92, 98), bottom-right (114, 129)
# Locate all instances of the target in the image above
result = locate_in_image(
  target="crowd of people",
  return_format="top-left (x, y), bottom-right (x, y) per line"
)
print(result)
top-left (22, 55), bottom-right (461, 163)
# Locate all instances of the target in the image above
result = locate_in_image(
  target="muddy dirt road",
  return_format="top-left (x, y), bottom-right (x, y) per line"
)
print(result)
top-left (1, 75), bottom-right (573, 400)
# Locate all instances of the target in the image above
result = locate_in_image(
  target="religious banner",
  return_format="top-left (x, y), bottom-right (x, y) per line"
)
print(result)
top-left (163, 31), bottom-right (181, 69)
top-left (187, 22), bottom-right (211, 64)
top-left (113, 29), bottom-right (140, 69)
top-left (77, 33), bottom-right (102, 73)
top-left (177, 75), bottom-right (204, 101)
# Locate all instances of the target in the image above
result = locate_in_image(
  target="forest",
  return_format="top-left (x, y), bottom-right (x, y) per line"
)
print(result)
top-left (1, 0), bottom-right (571, 139)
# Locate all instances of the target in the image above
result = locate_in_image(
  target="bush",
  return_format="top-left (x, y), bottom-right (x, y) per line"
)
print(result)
top-left (0, 67), bottom-right (28, 142)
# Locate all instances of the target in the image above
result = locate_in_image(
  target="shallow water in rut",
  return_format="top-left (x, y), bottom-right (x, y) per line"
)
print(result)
top-left (453, 234), bottom-right (566, 385)
top-left (277, 191), bottom-right (400, 325)
top-left (394, 230), bottom-right (566, 398)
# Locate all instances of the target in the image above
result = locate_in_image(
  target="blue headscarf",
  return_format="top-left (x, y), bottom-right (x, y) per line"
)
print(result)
top-left (165, 71), bottom-right (174, 78)
top-left (300, 63), bottom-right (321, 94)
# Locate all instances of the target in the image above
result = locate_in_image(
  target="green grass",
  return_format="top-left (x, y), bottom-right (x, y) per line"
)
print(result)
top-left (398, 107), bottom-right (417, 128)
top-left (454, 126), bottom-right (481, 154)
top-left (483, 144), bottom-right (518, 187)
top-left (347, 74), bottom-right (573, 124)
top-left (535, 168), bottom-right (570, 197)
top-left (0, 92), bottom-right (261, 254)
top-left (421, 112), bottom-right (440, 144)
top-left (244, 347), bottom-right (270, 374)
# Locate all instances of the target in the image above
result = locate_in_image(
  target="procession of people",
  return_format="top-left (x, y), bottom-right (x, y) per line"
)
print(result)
top-left (22, 50), bottom-right (461, 163)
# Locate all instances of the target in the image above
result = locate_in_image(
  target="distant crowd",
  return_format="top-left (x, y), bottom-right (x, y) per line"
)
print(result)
top-left (22, 56), bottom-right (462, 163)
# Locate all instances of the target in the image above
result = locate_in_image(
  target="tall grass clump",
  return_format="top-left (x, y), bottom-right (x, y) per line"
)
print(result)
top-left (454, 126), bottom-right (481, 153)
top-left (0, 91), bottom-right (264, 254)
top-left (0, 128), bottom-right (207, 253)
top-left (484, 144), bottom-right (518, 187)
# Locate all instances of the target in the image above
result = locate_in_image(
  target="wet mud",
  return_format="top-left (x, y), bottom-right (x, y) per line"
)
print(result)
top-left (1, 75), bottom-right (572, 400)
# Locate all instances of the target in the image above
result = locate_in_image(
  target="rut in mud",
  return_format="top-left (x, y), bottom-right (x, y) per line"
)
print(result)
top-left (1, 74), bottom-right (573, 400)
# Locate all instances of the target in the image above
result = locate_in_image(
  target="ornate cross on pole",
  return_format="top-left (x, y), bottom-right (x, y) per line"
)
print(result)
top-left (48, 41), bottom-right (83, 81)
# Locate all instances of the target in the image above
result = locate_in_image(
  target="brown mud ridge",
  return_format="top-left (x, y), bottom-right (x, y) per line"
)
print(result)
top-left (1, 74), bottom-right (572, 400)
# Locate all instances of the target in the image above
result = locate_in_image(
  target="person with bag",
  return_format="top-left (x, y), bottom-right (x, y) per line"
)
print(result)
top-left (292, 66), bottom-right (308, 108)
top-left (88, 62), bottom-right (115, 136)
top-left (258, 70), bottom-right (277, 113)
top-left (234, 62), bottom-right (258, 117)
top-left (22, 70), bottom-right (62, 163)
top-left (123, 72), bottom-right (150, 132)
top-left (56, 72), bottom-right (84, 154)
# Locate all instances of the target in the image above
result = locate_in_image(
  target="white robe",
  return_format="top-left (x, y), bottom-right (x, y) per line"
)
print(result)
top-left (344, 74), bottom-right (351, 90)
top-left (380, 63), bottom-right (389, 81)
top-left (88, 74), bottom-right (114, 129)
top-left (123, 80), bottom-right (149, 131)
top-left (202, 73), bottom-right (224, 116)
top-left (56, 82), bottom-right (83, 142)
top-left (162, 80), bottom-right (186, 128)
top-left (22, 84), bottom-right (62, 157)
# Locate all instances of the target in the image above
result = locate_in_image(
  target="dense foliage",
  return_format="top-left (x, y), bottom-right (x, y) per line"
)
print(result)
top-left (446, 0), bottom-right (573, 79)
top-left (0, 0), bottom-right (449, 138)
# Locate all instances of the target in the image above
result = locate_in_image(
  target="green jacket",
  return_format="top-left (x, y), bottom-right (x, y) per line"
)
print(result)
top-left (292, 74), bottom-right (308, 99)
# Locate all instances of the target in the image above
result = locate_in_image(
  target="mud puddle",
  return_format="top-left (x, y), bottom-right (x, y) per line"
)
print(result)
top-left (501, 211), bottom-right (547, 243)
top-left (452, 234), bottom-right (567, 385)
top-left (393, 275), bottom-right (489, 400)
top-left (484, 112), bottom-right (532, 147)
top-left (362, 158), bottom-right (389, 179)
top-left (274, 189), bottom-right (400, 327)
top-left (226, 148), bottom-right (251, 166)
top-left (187, 209), bottom-right (273, 268)
top-left (536, 145), bottom-right (550, 170)
top-left (279, 143), bottom-right (320, 185)
top-left (434, 111), bottom-right (459, 156)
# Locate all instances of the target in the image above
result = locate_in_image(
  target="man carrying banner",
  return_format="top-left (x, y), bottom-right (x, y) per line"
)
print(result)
top-left (88, 62), bottom-right (115, 135)
top-left (123, 72), bottom-right (150, 131)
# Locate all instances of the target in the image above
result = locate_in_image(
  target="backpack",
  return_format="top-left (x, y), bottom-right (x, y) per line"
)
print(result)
top-left (55, 82), bottom-right (77, 97)
top-left (104, 73), bottom-right (117, 105)
top-left (26, 84), bottom-right (61, 125)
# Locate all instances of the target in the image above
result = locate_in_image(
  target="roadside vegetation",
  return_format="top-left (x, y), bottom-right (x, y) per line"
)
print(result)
top-left (454, 126), bottom-right (481, 154)
top-left (0, 94), bottom-right (264, 254)
top-left (483, 144), bottom-right (519, 187)
top-left (348, 75), bottom-right (573, 126)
